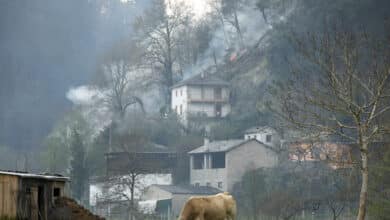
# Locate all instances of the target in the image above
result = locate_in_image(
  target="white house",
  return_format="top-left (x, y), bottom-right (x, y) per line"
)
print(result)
top-left (171, 73), bottom-right (231, 123)
top-left (188, 139), bottom-right (278, 192)
top-left (244, 126), bottom-right (281, 148)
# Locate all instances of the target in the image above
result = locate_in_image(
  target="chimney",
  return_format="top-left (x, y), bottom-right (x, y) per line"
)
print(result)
top-left (204, 137), bottom-right (210, 145)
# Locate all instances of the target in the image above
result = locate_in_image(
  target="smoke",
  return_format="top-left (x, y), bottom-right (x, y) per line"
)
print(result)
top-left (66, 86), bottom-right (102, 106)
top-left (183, 0), bottom-right (297, 79)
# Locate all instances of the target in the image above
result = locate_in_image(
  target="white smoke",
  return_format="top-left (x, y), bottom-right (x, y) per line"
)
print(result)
top-left (182, 0), bottom-right (297, 79)
top-left (66, 85), bottom-right (111, 137)
top-left (66, 85), bottom-right (102, 105)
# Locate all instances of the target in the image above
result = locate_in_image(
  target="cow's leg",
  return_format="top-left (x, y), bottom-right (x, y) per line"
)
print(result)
top-left (195, 214), bottom-right (204, 220)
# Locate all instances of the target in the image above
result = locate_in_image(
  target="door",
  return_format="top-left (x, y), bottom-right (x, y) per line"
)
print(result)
top-left (38, 186), bottom-right (45, 220)
top-left (30, 187), bottom-right (39, 220)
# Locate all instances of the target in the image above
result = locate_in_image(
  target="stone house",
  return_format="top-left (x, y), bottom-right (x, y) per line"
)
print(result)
top-left (0, 170), bottom-right (68, 220)
top-left (188, 139), bottom-right (278, 192)
top-left (140, 184), bottom-right (221, 219)
top-left (171, 73), bottom-right (231, 123)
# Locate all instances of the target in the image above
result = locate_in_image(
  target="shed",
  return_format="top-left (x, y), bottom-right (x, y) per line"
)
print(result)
top-left (141, 184), bottom-right (221, 218)
top-left (0, 170), bottom-right (68, 220)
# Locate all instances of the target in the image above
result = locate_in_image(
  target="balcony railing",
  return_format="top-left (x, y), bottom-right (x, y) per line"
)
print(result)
top-left (188, 97), bottom-right (229, 103)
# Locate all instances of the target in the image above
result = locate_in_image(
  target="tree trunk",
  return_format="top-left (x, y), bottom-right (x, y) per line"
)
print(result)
top-left (357, 142), bottom-right (368, 220)
top-left (233, 9), bottom-right (244, 47)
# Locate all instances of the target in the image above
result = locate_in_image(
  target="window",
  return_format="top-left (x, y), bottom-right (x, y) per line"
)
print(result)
top-left (195, 183), bottom-right (200, 187)
top-left (193, 154), bottom-right (204, 169)
top-left (201, 87), bottom-right (205, 99)
top-left (179, 105), bottom-right (183, 115)
top-left (206, 182), bottom-right (211, 187)
top-left (180, 89), bottom-right (183, 96)
top-left (211, 152), bottom-right (225, 168)
top-left (266, 134), bottom-right (272, 142)
top-left (218, 182), bottom-right (223, 188)
top-left (176, 90), bottom-right (178, 97)
top-left (215, 104), bottom-right (222, 117)
top-left (53, 188), bottom-right (61, 197)
top-left (214, 87), bottom-right (222, 99)
top-left (26, 187), bottom-right (31, 194)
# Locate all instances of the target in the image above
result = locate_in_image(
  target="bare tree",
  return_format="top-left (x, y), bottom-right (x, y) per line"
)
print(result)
top-left (104, 127), bottom-right (150, 220)
top-left (134, 0), bottom-right (190, 106)
top-left (95, 42), bottom-right (147, 120)
top-left (270, 25), bottom-right (390, 220)
top-left (220, 0), bottom-right (246, 47)
top-left (100, 61), bottom-right (145, 118)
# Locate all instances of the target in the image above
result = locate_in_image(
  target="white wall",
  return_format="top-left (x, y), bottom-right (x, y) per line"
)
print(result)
top-left (171, 85), bottom-right (231, 123)
top-left (244, 128), bottom-right (281, 148)
top-left (171, 85), bottom-right (188, 117)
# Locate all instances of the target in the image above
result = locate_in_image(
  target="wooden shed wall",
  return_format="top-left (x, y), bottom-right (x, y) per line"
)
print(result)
top-left (0, 174), bottom-right (19, 218)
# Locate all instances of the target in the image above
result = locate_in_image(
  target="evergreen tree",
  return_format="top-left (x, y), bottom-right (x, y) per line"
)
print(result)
top-left (70, 128), bottom-right (88, 203)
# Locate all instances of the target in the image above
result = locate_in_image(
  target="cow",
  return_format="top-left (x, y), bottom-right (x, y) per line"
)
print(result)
top-left (178, 192), bottom-right (236, 220)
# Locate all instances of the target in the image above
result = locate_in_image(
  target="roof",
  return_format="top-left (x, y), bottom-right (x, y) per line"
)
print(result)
top-left (171, 73), bottom-right (229, 89)
top-left (108, 142), bottom-right (173, 153)
top-left (188, 139), bottom-right (246, 154)
top-left (151, 184), bottom-right (222, 195)
top-left (0, 170), bottom-right (69, 181)
top-left (188, 139), bottom-right (276, 154)
top-left (244, 126), bottom-right (276, 134)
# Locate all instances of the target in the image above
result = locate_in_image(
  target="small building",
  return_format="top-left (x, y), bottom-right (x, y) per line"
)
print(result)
top-left (171, 73), bottom-right (231, 123)
top-left (0, 170), bottom-right (68, 220)
top-left (140, 184), bottom-right (221, 219)
top-left (188, 139), bottom-right (278, 192)
top-left (244, 126), bottom-right (281, 148)
top-left (105, 142), bottom-right (177, 176)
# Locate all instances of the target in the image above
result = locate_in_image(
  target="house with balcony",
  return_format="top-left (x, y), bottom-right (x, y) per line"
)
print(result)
top-left (188, 138), bottom-right (278, 192)
top-left (171, 73), bottom-right (230, 124)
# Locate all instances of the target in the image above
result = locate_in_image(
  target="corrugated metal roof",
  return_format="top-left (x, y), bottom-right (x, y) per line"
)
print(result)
top-left (152, 184), bottom-right (221, 195)
top-left (0, 170), bottom-right (69, 181)
top-left (171, 73), bottom-right (229, 89)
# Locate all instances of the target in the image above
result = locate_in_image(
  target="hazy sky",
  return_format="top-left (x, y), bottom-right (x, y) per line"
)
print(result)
top-left (0, 0), bottom-right (149, 151)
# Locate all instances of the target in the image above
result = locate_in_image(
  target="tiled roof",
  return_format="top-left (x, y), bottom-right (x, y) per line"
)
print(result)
top-left (152, 184), bottom-right (221, 195)
top-left (171, 73), bottom-right (229, 89)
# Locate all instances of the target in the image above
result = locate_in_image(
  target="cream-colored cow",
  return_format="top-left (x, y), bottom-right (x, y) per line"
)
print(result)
top-left (178, 192), bottom-right (237, 220)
